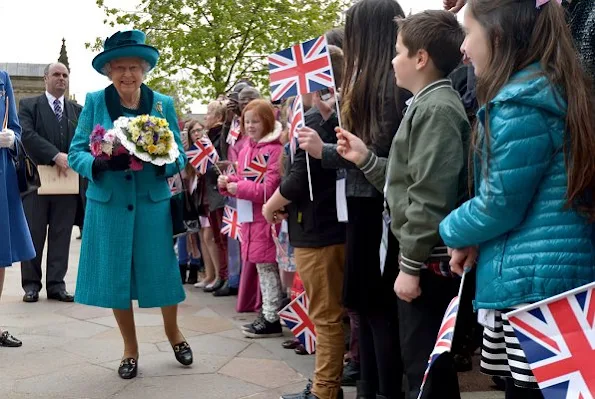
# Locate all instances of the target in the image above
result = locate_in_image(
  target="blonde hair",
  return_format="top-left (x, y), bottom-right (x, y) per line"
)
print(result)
top-left (207, 100), bottom-right (226, 125)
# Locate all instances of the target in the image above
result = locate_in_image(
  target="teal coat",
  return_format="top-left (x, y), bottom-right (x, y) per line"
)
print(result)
top-left (439, 66), bottom-right (595, 310)
top-left (68, 88), bottom-right (187, 309)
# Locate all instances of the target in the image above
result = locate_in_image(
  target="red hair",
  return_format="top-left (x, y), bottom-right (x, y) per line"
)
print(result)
top-left (241, 99), bottom-right (276, 137)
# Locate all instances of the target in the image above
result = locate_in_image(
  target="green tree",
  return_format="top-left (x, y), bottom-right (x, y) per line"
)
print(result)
top-left (91, 0), bottom-right (347, 106)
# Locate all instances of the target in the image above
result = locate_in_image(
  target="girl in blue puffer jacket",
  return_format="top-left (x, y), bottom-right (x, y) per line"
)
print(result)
top-left (439, 1), bottom-right (595, 398)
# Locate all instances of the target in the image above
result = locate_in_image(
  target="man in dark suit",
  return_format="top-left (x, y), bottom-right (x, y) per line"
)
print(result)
top-left (19, 62), bottom-right (82, 303)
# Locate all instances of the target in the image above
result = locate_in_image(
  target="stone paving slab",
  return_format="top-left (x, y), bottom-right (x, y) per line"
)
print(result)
top-left (116, 373), bottom-right (265, 399)
top-left (0, 233), bottom-right (504, 399)
top-left (14, 364), bottom-right (132, 398)
top-left (219, 358), bottom-right (304, 389)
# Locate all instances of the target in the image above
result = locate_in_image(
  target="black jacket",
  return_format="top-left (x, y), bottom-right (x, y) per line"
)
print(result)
top-left (280, 107), bottom-right (346, 248)
top-left (198, 124), bottom-right (226, 212)
top-left (19, 94), bottom-right (82, 165)
top-left (19, 94), bottom-right (86, 226)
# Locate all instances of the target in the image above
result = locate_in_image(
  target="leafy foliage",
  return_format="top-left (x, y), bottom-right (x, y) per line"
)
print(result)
top-left (90, 0), bottom-right (347, 109)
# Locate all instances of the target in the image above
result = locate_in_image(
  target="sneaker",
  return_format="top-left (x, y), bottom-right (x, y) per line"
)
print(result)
top-left (280, 381), bottom-right (344, 399)
top-left (242, 311), bottom-right (264, 331)
top-left (341, 359), bottom-right (360, 387)
top-left (194, 279), bottom-right (213, 289)
top-left (243, 318), bottom-right (283, 338)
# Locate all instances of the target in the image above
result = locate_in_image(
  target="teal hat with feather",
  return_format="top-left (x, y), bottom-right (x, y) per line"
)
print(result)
top-left (92, 30), bottom-right (159, 75)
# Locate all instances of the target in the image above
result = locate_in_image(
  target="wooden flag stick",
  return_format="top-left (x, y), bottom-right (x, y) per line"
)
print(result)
top-left (3, 97), bottom-right (9, 130)
top-left (333, 90), bottom-right (343, 129)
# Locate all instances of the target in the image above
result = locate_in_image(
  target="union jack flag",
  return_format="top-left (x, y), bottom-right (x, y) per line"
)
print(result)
top-left (221, 205), bottom-right (242, 242)
top-left (167, 175), bottom-right (181, 195)
top-left (268, 36), bottom-right (335, 101)
top-left (224, 163), bottom-right (236, 176)
top-left (288, 96), bottom-right (305, 162)
top-left (506, 281), bottom-right (595, 399)
top-left (187, 136), bottom-right (220, 175)
top-left (417, 295), bottom-right (461, 399)
top-left (243, 153), bottom-right (269, 184)
top-left (226, 117), bottom-right (241, 146)
top-left (278, 292), bottom-right (316, 354)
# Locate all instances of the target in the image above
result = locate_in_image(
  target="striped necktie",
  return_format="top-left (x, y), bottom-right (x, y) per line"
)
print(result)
top-left (53, 99), bottom-right (63, 122)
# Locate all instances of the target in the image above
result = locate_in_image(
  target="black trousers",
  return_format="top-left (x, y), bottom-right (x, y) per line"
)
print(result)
top-left (398, 271), bottom-right (461, 399)
top-left (358, 308), bottom-right (403, 398)
top-left (21, 193), bottom-right (77, 294)
top-left (351, 212), bottom-right (403, 399)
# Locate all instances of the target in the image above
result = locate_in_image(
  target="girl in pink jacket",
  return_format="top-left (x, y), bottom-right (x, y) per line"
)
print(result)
top-left (219, 99), bottom-right (284, 338)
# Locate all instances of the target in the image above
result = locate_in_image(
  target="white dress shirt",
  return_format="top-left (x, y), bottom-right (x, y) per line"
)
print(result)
top-left (45, 91), bottom-right (64, 113)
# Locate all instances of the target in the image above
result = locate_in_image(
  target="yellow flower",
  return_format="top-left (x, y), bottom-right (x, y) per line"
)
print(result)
top-left (147, 144), bottom-right (158, 154)
top-left (130, 127), bottom-right (141, 142)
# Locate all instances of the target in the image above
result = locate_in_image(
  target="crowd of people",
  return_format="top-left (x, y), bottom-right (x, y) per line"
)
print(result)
top-left (1, 0), bottom-right (594, 399)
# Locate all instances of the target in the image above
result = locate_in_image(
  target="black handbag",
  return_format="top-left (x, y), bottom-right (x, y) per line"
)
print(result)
top-left (14, 140), bottom-right (41, 197)
top-left (170, 161), bottom-right (200, 238)
top-left (3, 97), bottom-right (41, 197)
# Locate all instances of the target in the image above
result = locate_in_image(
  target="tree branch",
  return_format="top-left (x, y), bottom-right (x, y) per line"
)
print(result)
top-left (223, 3), bottom-right (264, 87)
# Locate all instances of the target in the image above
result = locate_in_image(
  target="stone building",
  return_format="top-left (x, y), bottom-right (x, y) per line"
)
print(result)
top-left (0, 63), bottom-right (46, 109)
top-left (0, 39), bottom-right (73, 110)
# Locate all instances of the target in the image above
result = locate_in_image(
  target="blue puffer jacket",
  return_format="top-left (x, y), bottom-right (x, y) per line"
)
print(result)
top-left (439, 65), bottom-right (595, 310)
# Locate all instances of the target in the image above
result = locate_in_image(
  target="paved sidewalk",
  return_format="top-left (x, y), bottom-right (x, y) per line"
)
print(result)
top-left (0, 233), bottom-right (503, 399)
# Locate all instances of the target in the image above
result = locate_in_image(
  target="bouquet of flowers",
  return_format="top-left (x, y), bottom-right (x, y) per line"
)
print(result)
top-left (114, 115), bottom-right (179, 166)
top-left (89, 115), bottom-right (179, 171)
top-left (89, 124), bottom-right (143, 171)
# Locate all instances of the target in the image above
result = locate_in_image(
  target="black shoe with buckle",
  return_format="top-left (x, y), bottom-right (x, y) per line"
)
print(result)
top-left (118, 357), bottom-right (138, 379)
top-left (242, 317), bottom-right (283, 338)
top-left (0, 331), bottom-right (22, 347)
top-left (173, 341), bottom-right (193, 366)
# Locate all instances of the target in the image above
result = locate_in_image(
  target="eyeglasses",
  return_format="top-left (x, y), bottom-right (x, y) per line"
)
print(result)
top-left (189, 129), bottom-right (202, 134)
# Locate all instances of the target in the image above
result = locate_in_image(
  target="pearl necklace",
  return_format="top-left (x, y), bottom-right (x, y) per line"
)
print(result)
top-left (120, 91), bottom-right (141, 110)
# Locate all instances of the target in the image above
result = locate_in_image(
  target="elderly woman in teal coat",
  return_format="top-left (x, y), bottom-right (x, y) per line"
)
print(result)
top-left (0, 70), bottom-right (36, 348)
top-left (68, 30), bottom-right (192, 379)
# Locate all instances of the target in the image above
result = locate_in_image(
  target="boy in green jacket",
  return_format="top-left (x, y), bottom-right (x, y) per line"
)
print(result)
top-left (336, 10), bottom-right (470, 398)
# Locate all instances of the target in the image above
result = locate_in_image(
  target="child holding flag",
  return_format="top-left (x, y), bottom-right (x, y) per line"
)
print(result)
top-left (263, 45), bottom-right (348, 399)
top-left (439, 1), bottom-right (595, 397)
top-left (218, 99), bottom-right (284, 338)
top-left (336, 10), bottom-right (470, 399)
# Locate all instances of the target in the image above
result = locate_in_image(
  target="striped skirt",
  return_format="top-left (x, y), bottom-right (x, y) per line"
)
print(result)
top-left (480, 309), bottom-right (540, 389)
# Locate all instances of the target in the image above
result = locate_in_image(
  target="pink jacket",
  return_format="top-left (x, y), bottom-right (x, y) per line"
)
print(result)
top-left (228, 134), bottom-right (249, 164)
top-left (220, 122), bottom-right (283, 264)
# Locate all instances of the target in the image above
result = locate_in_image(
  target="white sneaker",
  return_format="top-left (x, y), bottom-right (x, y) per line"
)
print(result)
top-left (194, 280), bottom-right (209, 288)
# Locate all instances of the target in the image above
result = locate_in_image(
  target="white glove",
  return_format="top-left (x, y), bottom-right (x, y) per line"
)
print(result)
top-left (0, 129), bottom-right (15, 149)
